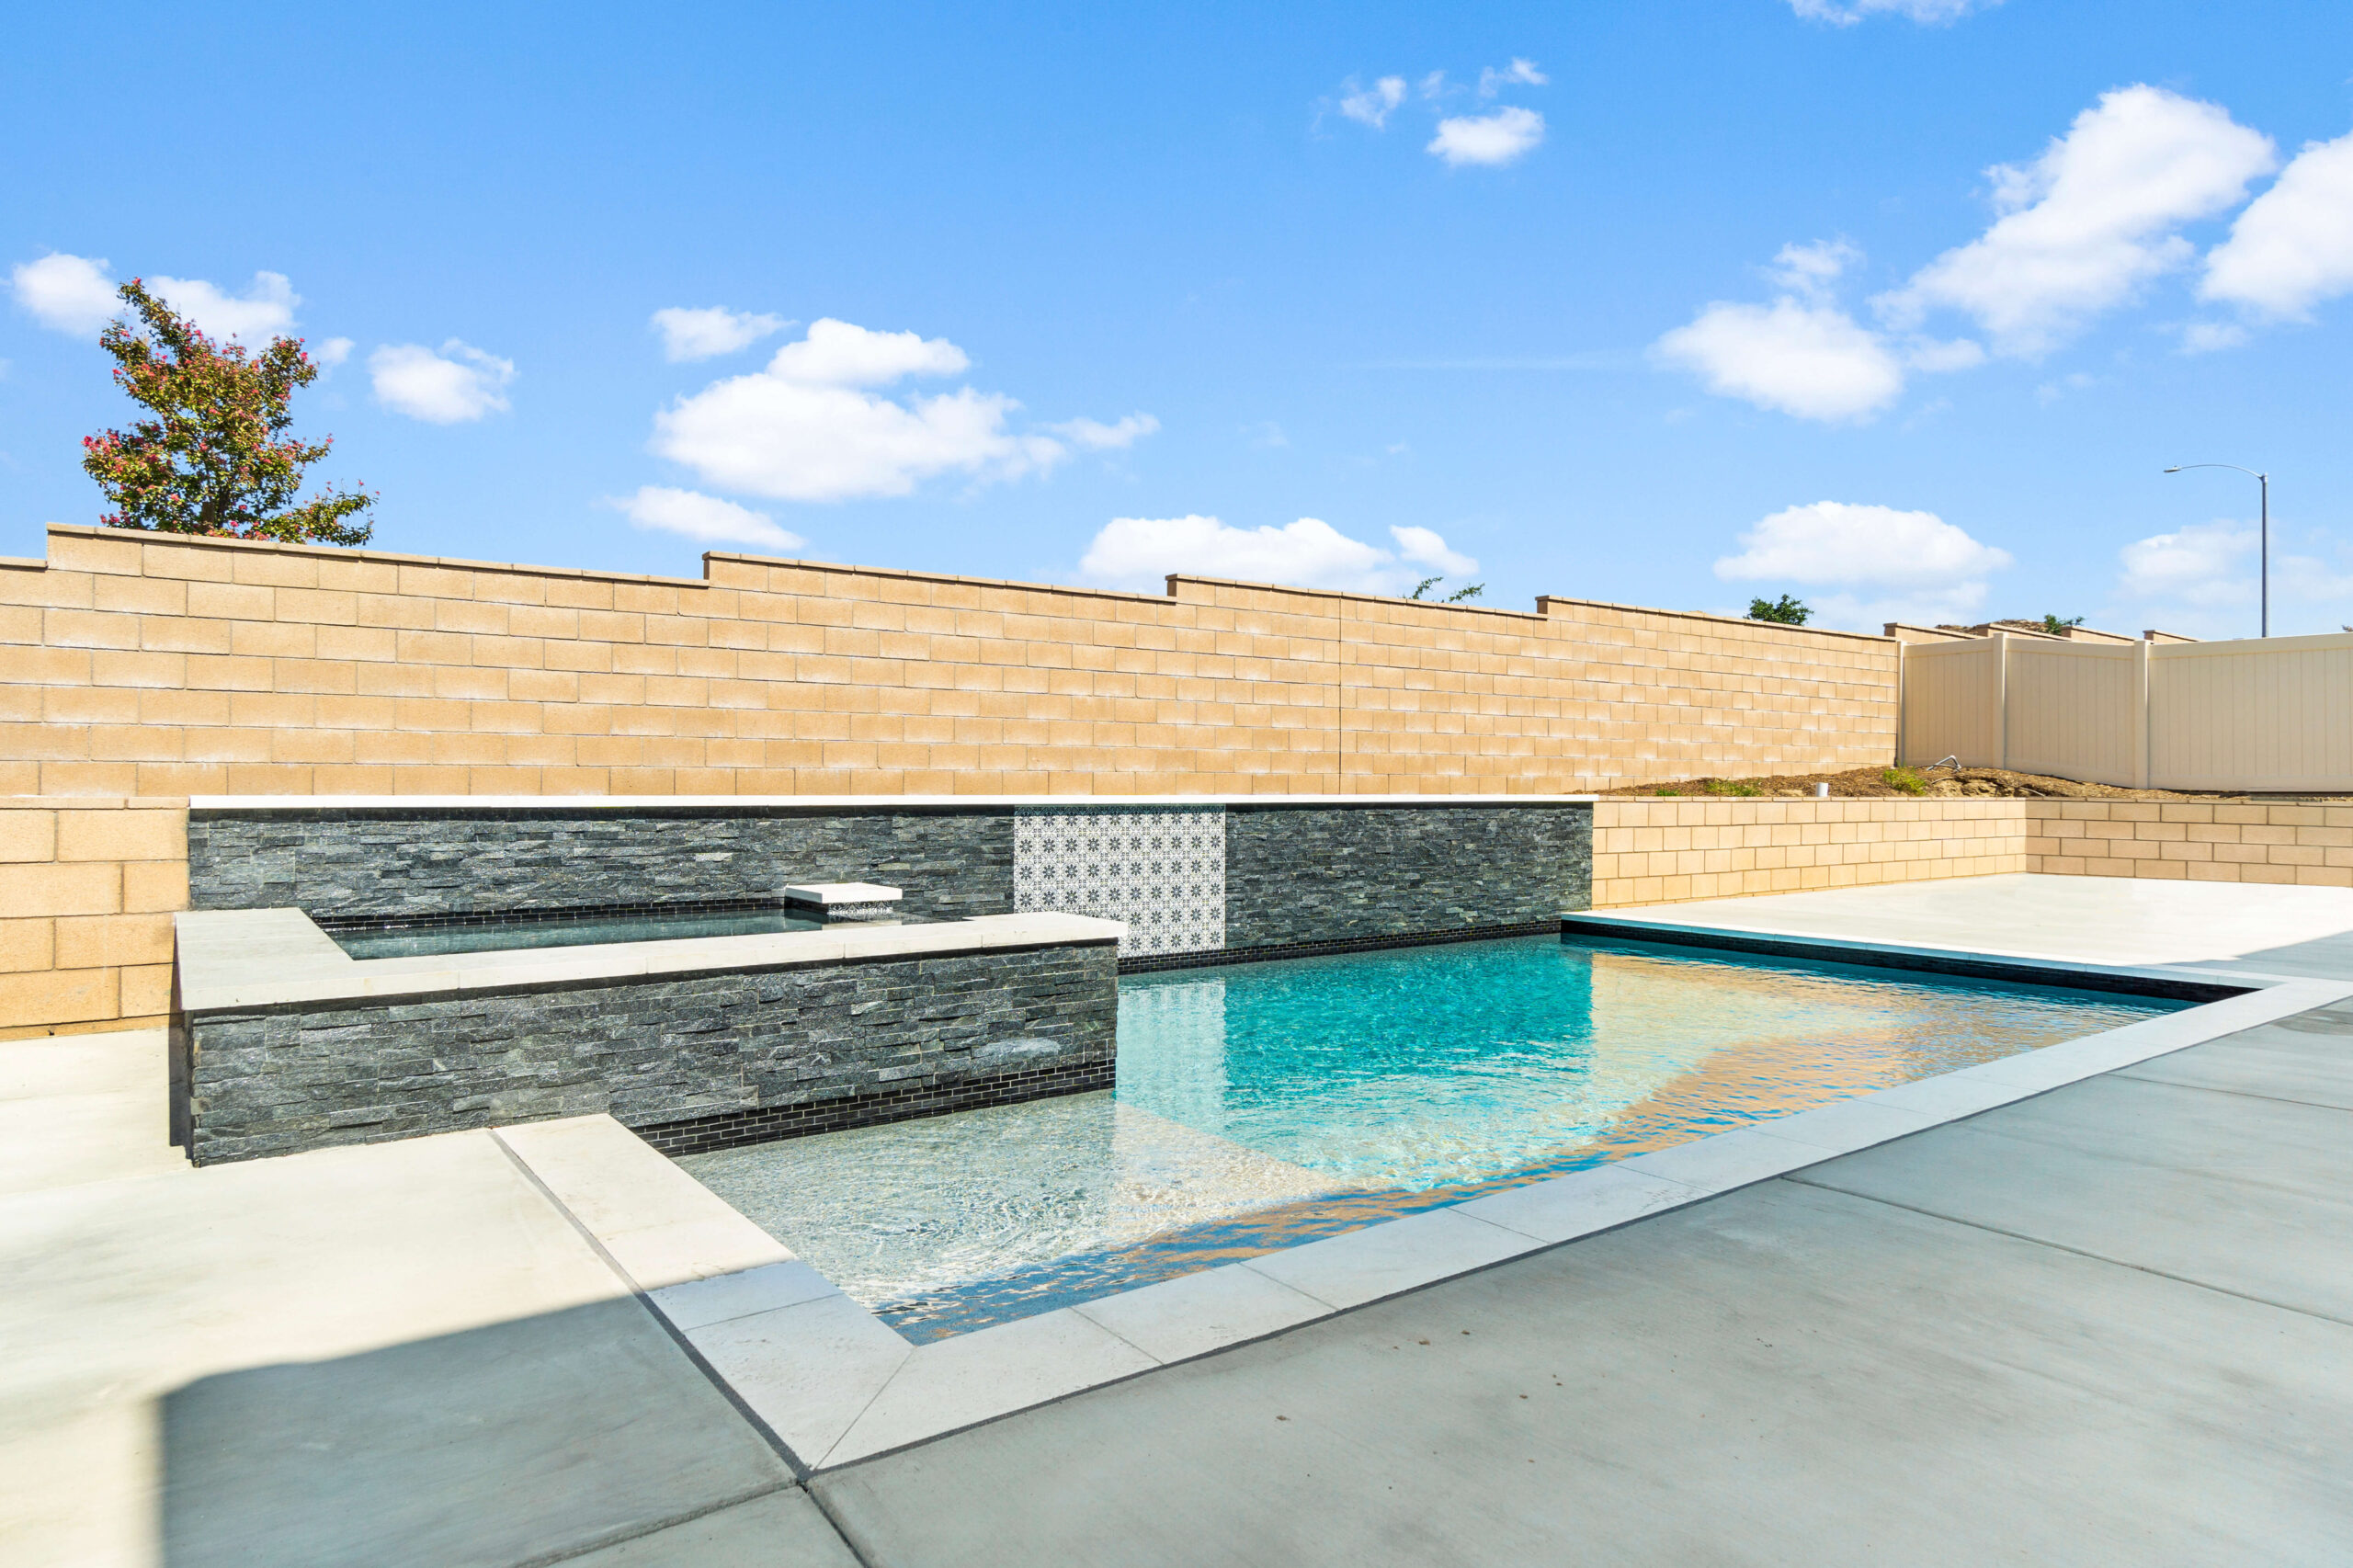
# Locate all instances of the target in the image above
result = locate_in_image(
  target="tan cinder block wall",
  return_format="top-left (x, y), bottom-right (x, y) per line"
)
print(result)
top-left (0, 525), bottom-right (1898, 799)
top-left (0, 797), bottom-right (188, 1039)
top-left (2026, 801), bottom-right (2353, 887)
top-left (1591, 799), bottom-right (2032, 907)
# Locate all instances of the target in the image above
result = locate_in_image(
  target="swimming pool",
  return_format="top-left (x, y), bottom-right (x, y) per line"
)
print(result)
top-left (680, 934), bottom-right (2181, 1338)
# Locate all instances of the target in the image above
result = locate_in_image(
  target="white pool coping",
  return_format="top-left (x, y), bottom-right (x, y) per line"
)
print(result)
top-left (487, 957), bottom-right (2353, 1475)
top-left (173, 906), bottom-right (1125, 1013)
top-left (188, 792), bottom-right (1601, 813)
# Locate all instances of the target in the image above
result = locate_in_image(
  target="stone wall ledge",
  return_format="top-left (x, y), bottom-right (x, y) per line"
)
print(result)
top-left (188, 793), bottom-right (1601, 817)
top-left (174, 907), bottom-right (1125, 1015)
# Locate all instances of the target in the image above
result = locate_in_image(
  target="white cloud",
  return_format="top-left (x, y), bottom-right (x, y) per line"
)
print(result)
top-left (1339, 76), bottom-right (1406, 129)
top-left (2178, 321), bottom-right (2249, 354)
top-left (1051, 413), bottom-right (1159, 450)
top-left (1788, 0), bottom-right (1997, 23)
top-left (313, 336), bottom-right (354, 369)
top-left (652, 317), bottom-right (1144, 503)
top-left (651, 305), bottom-right (791, 362)
top-left (1654, 297), bottom-right (1904, 422)
top-left (1478, 59), bottom-right (1547, 97)
top-left (10, 254), bottom-right (309, 344)
top-left (1877, 85), bottom-right (2276, 357)
top-left (1077, 516), bottom-right (1475, 596)
top-left (369, 340), bottom-right (516, 423)
top-left (2111, 520), bottom-right (2353, 637)
top-left (1716, 501), bottom-right (2011, 587)
top-left (1904, 336), bottom-right (1987, 370)
top-left (609, 485), bottom-right (805, 551)
top-left (1766, 238), bottom-right (1861, 300)
top-left (149, 271), bottom-right (299, 342)
top-left (2201, 129), bottom-right (2353, 320)
top-left (10, 253), bottom-right (119, 334)
top-left (1716, 501), bottom-right (2012, 631)
top-left (766, 317), bottom-right (969, 386)
top-left (1391, 525), bottom-right (1477, 576)
top-left (1427, 108), bottom-right (1544, 168)
top-left (2118, 518), bottom-right (2256, 606)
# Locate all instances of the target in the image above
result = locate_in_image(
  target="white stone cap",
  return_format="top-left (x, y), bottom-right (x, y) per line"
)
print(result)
top-left (174, 907), bottom-right (1125, 1014)
top-left (188, 792), bottom-right (1600, 812)
top-left (783, 882), bottom-right (903, 905)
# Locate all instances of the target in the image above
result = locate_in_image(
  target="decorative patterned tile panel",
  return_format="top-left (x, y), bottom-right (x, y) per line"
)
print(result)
top-left (1015, 807), bottom-right (1226, 956)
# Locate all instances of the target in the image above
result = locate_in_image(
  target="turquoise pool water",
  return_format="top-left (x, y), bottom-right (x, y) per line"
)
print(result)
top-left (682, 935), bottom-right (2182, 1339)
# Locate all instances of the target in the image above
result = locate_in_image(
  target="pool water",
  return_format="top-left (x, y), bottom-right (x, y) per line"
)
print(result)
top-left (680, 934), bottom-right (2181, 1339)
top-left (329, 905), bottom-right (824, 960)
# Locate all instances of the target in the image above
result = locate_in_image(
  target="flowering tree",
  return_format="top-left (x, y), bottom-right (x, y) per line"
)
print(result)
top-left (80, 280), bottom-right (374, 544)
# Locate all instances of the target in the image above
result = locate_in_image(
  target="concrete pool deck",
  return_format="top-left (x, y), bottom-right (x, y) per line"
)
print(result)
top-left (5, 874), bottom-right (2352, 1562)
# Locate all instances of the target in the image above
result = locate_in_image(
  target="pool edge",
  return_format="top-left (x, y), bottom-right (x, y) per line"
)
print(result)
top-left (492, 954), bottom-right (2353, 1476)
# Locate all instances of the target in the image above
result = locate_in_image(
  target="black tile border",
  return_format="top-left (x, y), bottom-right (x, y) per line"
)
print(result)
top-left (635, 1058), bottom-right (1116, 1156)
top-left (189, 802), bottom-right (1026, 823)
top-left (1120, 919), bottom-right (1569, 973)
top-left (1558, 916), bottom-right (2250, 1004)
top-left (312, 895), bottom-right (793, 935)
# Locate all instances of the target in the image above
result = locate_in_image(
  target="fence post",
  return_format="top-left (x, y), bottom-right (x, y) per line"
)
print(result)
top-left (2132, 637), bottom-right (2151, 789)
top-left (1995, 632), bottom-right (2009, 771)
top-left (1894, 639), bottom-right (1906, 765)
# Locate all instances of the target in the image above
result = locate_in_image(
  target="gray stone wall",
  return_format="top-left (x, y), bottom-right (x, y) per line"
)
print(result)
top-left (1224, 804), bottom-right (1592, 950)
top-left (188, 807), bottom-right (1015, 923)
top-left (182, 942), bottom-right (1115, 1165)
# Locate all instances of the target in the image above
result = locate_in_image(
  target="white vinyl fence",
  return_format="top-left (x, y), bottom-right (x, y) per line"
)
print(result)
top-left (1900, 631), bottom-right (2353, 792)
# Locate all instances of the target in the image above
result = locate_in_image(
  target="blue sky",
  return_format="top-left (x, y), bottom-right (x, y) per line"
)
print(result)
top-left (6, 0), bottom-right (2353, 638)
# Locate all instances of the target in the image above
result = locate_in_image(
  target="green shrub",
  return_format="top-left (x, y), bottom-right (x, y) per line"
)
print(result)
top-left (1882, 767), bottom-right (1927, 795)
top-left (1703, 779), bottom-right (1763, 797)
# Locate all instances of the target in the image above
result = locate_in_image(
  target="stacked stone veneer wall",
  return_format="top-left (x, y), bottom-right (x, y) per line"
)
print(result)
top-left (189, 804), bottom-right (1015, 923)
top-left (2, 524), bottom-right (1897, 800)
top-left (1223, 804), bottom-right (1589, 949)
top-left (180, 941), bottom-right (1117, 1165)
top-left (185, 799), bottom-right (1594, 960)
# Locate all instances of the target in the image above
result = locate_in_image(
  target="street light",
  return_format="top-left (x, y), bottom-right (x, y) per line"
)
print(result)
top-left (2164, 463), bottom-right (2269, 638)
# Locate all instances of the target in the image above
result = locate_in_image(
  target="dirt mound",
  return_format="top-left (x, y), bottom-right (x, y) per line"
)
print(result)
top-left (1600, 764), bottom-right (2245, 802)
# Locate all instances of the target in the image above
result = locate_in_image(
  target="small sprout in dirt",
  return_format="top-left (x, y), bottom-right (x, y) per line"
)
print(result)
top-left (1883, 767), bottom-right (1927, 795)
top-left (1654, 788), bottom-right (1680, 797)
top-left (1703, 779), bottom-right (1763, 797)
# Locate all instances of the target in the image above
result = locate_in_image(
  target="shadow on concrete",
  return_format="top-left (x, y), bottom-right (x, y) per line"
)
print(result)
top-left (159, 1297), bottom-right (810, 1568)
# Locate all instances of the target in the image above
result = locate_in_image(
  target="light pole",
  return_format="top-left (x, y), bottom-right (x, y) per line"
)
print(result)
top-left (2164, 463), bottom-right (2269, 638)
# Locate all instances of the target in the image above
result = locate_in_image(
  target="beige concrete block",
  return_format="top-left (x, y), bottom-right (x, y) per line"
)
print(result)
top-left (0, 965), bottom-right (117, 1028)
top-left (0, 916), bottom-right (53, 972)
top-left (119, 960), bottom-right (174, 1016)
top-left (53, 912), bottom-right (173, 968)
top-left (0, 809), bottom-right (57, 862)
top-left (56, 808), bottom-right (182, 863)
top-left (0, 861), bottom-right (118, 916)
